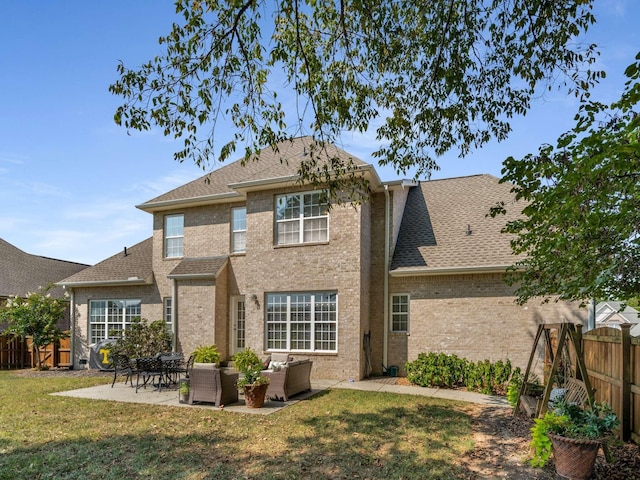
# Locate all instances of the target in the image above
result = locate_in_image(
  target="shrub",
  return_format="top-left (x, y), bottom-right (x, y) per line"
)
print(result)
top-left (109, 318), bottom-right (172, 359)
top-left (405, 352), bottom-right (515, 395)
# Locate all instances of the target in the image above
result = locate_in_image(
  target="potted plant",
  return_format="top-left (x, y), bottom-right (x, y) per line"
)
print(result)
top-left (233, 348), bottom-right (269, 408)
top-left (192, 345), bottom-right (221, 368)
top-left (530, 398), bottom-right (619, 480)
top-left (178, 378), bottom-right (190, 404)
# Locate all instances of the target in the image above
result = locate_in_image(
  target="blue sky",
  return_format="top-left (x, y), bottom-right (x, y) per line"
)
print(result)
top-left (0, 1), bottom-right (638, 265)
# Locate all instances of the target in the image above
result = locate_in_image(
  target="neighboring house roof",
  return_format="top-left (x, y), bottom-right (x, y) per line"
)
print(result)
top-left (391, 174), bottom-right (524, 275)
top-left (0, 238), bottom-right (90, 298)
top-left (596, 301), bottom-right (639, 325)
top-left (137, 136), bottom-right (381, 212)
top-left (168, 256), bottom-right (229, 280)
top-left (57, 238), bottom-right (153, 287)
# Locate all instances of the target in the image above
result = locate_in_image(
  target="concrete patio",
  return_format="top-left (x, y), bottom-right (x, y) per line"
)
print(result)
top-left (52, 376), bottom-right (509, 415)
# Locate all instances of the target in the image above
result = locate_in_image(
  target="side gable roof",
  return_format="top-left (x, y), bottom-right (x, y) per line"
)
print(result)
top-left (137, 136), bottom-right (379, 212)
top-left (0, 238), bottom-right (89, 298)
top-left (391, 174), bottom-right (524, 275)
top-left (57, 238), bottom-right (153, 287)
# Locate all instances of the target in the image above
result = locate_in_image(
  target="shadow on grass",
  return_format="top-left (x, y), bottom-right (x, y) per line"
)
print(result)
top-left (0, 377), bottom-right (475, 480)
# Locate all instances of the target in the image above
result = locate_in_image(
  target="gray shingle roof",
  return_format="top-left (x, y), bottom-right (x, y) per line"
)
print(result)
top-left (168, 256), bottom-right (229, 279)
top-left (57, 238), bottom-right (153, 287)
top-left (137, 136), bottom-right (373, 210)
top-left (391, 174), bottom-right (524, 273)
top-left (0, 238), bottom-right (89, 298)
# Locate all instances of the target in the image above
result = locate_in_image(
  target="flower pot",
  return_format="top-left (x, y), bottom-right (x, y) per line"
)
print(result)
top-left (193, 362), bottom-right (220, 369)
top-left (243, 383), bottom-right (268, 408)
top-left (178, 379), bottom-right (190, 404)
top-left (549, 433), bottom-right (600, 480)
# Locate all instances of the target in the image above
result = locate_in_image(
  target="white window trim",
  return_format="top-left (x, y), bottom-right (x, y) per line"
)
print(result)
top-left (275, 191), bottom-right (329, 245)
top-left (391, 294), bottom-right (410, 333)
top-left (164, 213), bottom-right (184, 258)
top-left (231, 295), bottom-right (246, 354)
top-left (265, 292), bottom-right (338, 353)
top-left (163, 297), bottom-right (173, 333)
top-left (88, 299), bottom-right (141, 345)
top-left (231, 207), bottom-right (247, 253)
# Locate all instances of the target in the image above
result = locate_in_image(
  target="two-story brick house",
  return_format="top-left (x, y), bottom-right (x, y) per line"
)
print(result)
top-left (59, 137), bottom-right (586, 379)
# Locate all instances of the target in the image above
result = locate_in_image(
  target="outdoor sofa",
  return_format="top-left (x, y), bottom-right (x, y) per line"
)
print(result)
top-left (261, 356), bottom-right (313, 402)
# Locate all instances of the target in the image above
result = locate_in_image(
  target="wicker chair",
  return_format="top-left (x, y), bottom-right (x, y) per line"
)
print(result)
top-left (111, 354), bottom-right (135, 388)
top-left (188, 365), bottom-right (239, 407)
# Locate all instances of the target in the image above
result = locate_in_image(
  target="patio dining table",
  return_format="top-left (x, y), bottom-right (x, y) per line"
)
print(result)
top-left (157, 353), bottom-right (185, 387)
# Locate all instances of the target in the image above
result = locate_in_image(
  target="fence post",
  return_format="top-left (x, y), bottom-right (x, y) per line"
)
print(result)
top-left (620, 324), bottom-right (631, 441)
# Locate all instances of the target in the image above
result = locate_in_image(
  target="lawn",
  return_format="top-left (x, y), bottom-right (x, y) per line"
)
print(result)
top-left (0, 371), bottom-right (475, 480)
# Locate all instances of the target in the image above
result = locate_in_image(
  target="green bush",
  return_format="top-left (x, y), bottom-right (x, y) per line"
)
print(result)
top-left (192, 344), bottom-right (221, 364)
top-left (405, 352), bottom-right (515, 395)
top-left (506, 368), bottom-right (523, 407)
top-left (109, 318), bottom-right (172, 359)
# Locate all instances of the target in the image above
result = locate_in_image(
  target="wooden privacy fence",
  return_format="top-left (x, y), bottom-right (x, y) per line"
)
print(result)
top-left (0, 333), bottom-right (71, 369)
top-left (580, 324), bottom-right (638, 443)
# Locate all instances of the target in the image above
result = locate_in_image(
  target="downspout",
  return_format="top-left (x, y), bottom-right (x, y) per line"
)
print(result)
top-left (383, 185), bottom-right (390, 370)
top-left (171, 278), bottom-right (177, 351)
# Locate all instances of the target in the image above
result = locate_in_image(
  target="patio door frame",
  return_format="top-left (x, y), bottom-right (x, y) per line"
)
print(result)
top-left (230, 295), bottom-right (246, 355)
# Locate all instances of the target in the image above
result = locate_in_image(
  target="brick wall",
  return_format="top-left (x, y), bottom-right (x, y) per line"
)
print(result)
top-left (70, 284), bottom-right (161, 367)
top-left (241, 187), bottom-right (367, 380)
top-left (388, 272), bottom-right (588, 375)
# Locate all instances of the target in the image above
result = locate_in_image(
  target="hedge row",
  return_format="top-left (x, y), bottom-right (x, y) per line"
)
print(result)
top-left (405, 352), bottom-right (520, 395)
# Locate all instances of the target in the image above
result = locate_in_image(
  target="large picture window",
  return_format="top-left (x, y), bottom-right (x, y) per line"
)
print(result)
top-left (89, 299), bottom-right (141, 344)
top-left (266, 292), bottom-right (337, 352)
top-left (231, 207), bottom-right (246, 253)
top-left (275, 192), bottom-right (329, 245)
top-left (391, 294), bottom-right (410, 332)
top-left (164, 214), bottom-right (184, 258)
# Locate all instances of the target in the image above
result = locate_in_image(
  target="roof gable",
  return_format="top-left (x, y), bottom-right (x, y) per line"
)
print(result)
top-left (0, 238), bottom-right (89, 298)
top-left (391, 174), bottom-right (524, 274)
top-left (58, 238), bottom-right (153, 287)
top-left (137, 136), bottom-right (375, 212)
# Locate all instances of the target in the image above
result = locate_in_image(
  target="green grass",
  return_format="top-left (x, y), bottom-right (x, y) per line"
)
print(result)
top-left (0, 371), bottom-right (476, 479)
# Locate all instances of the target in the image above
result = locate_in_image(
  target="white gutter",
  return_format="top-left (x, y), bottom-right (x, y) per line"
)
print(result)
top-left (136, 191), bottom-right (243, 212)
top-left (58, 277), bottom-right (151, 288)
top-left (383, 185), bottom-right (390, 370)
top-left (390, 265), bottom-right (512, 277)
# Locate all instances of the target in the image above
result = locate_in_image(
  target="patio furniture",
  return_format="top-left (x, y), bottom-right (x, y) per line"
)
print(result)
top-left (262, 359), bottom-right (313, 401)
top-left (135, 357), bottom-right (164, 393)
top-left (188, 365), bottom-right (239, 407)
top-left (157, 352), bottom-right (185, 386)
top-left (111, 353), bottom-right (135, 388)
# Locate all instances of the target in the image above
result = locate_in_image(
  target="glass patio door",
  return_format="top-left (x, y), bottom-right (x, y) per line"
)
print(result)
top-left (231, 296), bottom-right (246, 354)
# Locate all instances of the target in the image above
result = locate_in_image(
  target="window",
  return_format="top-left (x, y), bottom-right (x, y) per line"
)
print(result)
top-left (275, 192), bottom-right (329, 245)
top-left (266, 292), bottom-right (337, 352)
top-left (391, 294), bottom-right (410, 332)
top-left (164, 297), bottom-right (173, 333)
top-left (164, 214), bottom-right (184, 258)
top-left (231, 207), bottom-right (246, 253)
top-left (89, 299), bottom-right (141, 344)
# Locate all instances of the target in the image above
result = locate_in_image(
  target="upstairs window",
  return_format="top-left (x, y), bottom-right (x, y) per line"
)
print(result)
top-left (231, 207), bottom-right (246, 253)
top-left (164, 214), bottom-right (184, 258)
top-left (275, 192), bottom-right (329, 245)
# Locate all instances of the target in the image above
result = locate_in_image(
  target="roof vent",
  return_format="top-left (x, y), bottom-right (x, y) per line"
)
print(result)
top-left (123, 246), bottom-right (129, 257)
top-left (466, 224), bottom-right (472, 236)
